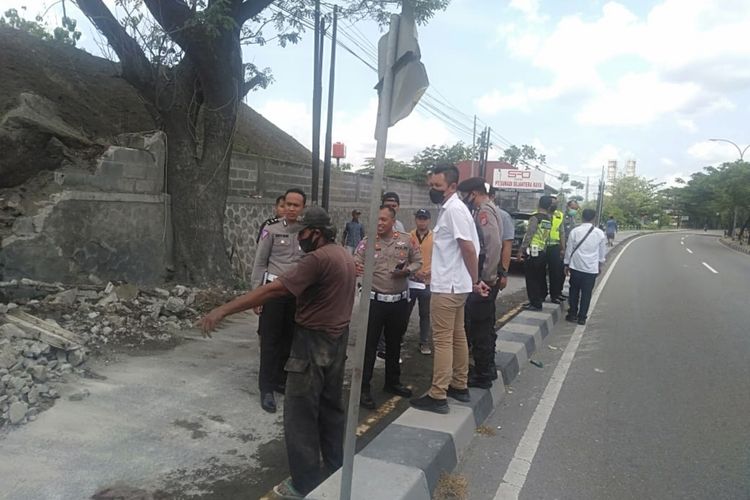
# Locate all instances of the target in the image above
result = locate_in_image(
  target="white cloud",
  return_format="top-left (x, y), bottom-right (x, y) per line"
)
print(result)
top-left (256, 98), bottom-right (458, 168)
top-left (661, 158), bottom-right (675, 166)
top-left (687, 140), bottom-right (745, 164)
top-left (509, 0), bottom-right (548, 23)
top-left (677, 119), bottom-right (698, 133)
top-left (483, 0), bottom-right (750, 123)
top-left (583, 144), bottom-right (636, 175)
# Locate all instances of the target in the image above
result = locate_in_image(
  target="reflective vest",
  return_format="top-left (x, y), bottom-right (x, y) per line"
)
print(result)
top-left (531, 213), bottom-right (552, 249)
top-left (549, 210), bottom-right (563, 243)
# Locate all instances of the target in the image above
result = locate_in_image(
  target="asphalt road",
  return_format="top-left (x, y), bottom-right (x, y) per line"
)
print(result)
top-left (455, 231), bottom-right (750, 500)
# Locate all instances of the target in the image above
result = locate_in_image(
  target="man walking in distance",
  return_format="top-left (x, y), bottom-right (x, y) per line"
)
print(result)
top-left (605, 215), bottom-right (618, 247)
top-left (382, 191), bottom-right (406, 232)
top-left (257, 194), bottom-right (286, 243)
top-left (410, 164), bottom-right (489, 414)
top-left (564, 208), bottom-right (606, 325)
top-left (517, 196), bottom-right (554, 311)
top-left (250, 188), bottom-right (306, 413)
top-left (200, 206), bottom-right (356, 498)
top-left (457, 177), bottom-right (503, 389)
top-left (409, 209), bottom-right (433, 355)
top-left (546, 195), bottom-right (567, 303)
top-left (355, 206), bottom-right (422, 410)
top-left (342, 209), bottom-right (364, 254)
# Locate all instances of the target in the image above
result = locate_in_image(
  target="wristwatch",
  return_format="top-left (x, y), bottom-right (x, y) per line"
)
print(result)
top-left (498, 269), bottom-right (508, 278)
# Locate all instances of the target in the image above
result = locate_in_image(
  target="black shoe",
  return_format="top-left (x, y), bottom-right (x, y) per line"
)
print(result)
top-left (383, 384), bottom-right (412, 398)
top-left (550, 298), bottom-right (561, 304)
top-left (376, 351), bottom-right (386, 360)
top-left (410, 394), bottom-right (449, 414)
top-left (558, 294), bottom-right (568, 300)
top-left (261, 392), bottom-right (276, 413)
top-left (577, 318), bottom-right (586, 325)
top-left (446, 386), bottom-right (471, 402)
top-left (275, 383), bottom-right (286, 395)
top-left (468, 378), bottom-right (492, 389)
top-left (565, 315), bottom-right (577, 323)
top-left (524, 304), bottom-right (543, 311)
top-left (360, 391), bottom-right (376, 410)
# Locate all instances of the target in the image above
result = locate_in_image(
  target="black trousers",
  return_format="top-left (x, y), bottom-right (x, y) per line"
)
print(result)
top-left (546, 244), bottom-right (564, 299)
top-left (284, 326), bottom-right (348, 495)
top-left (465, 285), bottom-right (499, 383)
top-left (524, 252), bottom-right (548, 308)
top-left (568, 269), bottom-right (598, 320)
top-left (408, 286), bottom-right (432, 345)
top-left (362, 298), bottom-right (410, 391)
top-left (258, 296), bottom-right (296, 393)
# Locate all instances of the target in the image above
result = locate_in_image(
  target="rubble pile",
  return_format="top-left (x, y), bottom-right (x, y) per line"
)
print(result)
top-left (0, 279), bottom-right (241, 426)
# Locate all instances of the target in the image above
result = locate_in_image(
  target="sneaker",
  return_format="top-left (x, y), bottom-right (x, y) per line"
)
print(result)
top-left (273, 478), bottom-right (303, 499)
top-left (524, 304), bottom-right (543, 311)
top-left (565, 315), bottom-right (577, 323)
top-left (419, 344), bottom-right (432, 355)
top-left (410, 394), bottom-right (449, 414)
top-left (446, 386), bottom-right (471, 402)
top-left (577, 318), bottom-right (586, 325)
top-left (468, 377), bottom-right (492, 389)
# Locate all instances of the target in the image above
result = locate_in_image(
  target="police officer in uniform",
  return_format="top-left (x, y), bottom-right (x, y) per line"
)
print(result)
top-left (546, 196), bottom-right (567, 303)
top-left (518, 195), bottom-right (555, 310)
top-left (256, 194), bottom-right (286, 243)
top-left (200, 206), bottom-right (357, 497)
top-left (457, 177), bottom-right (503, 389)
top-left (250, 188), bottom-right (306, 413)
top-left (355, 206), bottom-right (422, 409)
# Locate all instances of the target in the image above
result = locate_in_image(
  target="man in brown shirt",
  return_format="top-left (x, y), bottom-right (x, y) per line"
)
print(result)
top-left (200, 206), bottom-right (356, 497)
top-left (409, 209), bottom-right (433, 355)
top-left (354, 206), bottom-right (422, 410)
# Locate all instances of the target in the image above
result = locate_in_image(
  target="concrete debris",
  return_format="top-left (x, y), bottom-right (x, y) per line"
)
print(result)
top-left (0, 281), bottom-right (240, 427)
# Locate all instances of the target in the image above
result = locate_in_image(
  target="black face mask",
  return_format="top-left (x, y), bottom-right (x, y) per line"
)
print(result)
top-left (462, 193), bottom-right (475, 209)
top-left (299, 232), bottom-right (319, 253)
top-left (429, 188), bottom-right (446, 204)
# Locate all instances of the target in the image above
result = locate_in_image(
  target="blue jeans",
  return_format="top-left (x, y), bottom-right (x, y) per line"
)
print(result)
top-left (409, 285), bottom-right (432, 345)
top-left (568, 269), bottom-right (597, 320)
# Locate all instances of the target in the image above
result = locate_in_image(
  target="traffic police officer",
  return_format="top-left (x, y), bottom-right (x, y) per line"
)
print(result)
top-left (355, 206), bottom-right (422, 409)
top-left (457, 177), bottom-right (503, 389)
top-left (518, 195), bottom-right (555, 310)
top-left (250, 188), bottom-right (305, 413)
top-left (256, 194), bottom-right (286, 243)
top-left (547, 196), bottom-right (567, 303)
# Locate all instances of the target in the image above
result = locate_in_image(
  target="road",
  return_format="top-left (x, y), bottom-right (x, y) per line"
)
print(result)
top-left (455, 231), bottom-right (750, 500)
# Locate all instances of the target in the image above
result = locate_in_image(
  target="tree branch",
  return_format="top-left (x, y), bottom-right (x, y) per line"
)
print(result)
top-left (143, 0), bottom-right (194, 49)
top-left (241, 74), bottom-right (265, 97)
top-left (235, 0), bottom-right (275, 23)
top-left (75, 0), bottom-right (155, 98)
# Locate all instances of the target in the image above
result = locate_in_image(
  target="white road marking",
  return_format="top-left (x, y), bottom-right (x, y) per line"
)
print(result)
top-left (686, 248), bottom-right (693, 254)
top-left (681, 241), bottom-right (684, 245)
top-left (493, 235), bottom-right (646, 500)
top-left (702, 262), bottom-right (718, 274)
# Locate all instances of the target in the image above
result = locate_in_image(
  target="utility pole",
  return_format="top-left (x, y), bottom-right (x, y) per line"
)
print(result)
top-left (585, 176), bottom-right (590, 202)
top-left (311, 0), bottom-right (323, 205)
top-left (322, 6), bottom-right (338, 211)
top-left (472, 115), bottom-right (477, 175)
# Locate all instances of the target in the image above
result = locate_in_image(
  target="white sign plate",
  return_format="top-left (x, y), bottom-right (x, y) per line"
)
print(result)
top-left (493, 169), bottom-right (545, 191)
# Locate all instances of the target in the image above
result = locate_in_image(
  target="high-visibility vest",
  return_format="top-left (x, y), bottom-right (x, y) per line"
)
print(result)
top-left (549, 210), bottom-right (563, 243)
top-left (531, 213), bottom-right (552, 249)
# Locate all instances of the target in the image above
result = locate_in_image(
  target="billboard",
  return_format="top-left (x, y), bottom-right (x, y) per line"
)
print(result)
top-left (493, 169), bottom-right (545, 191)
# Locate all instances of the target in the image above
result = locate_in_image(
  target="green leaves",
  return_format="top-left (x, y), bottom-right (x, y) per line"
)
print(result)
top-left (1, 7), bottom-right (81, 46)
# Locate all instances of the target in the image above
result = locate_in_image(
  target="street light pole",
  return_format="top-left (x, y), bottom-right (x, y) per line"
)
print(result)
top-left (708, 138), bottom-right (749, 238)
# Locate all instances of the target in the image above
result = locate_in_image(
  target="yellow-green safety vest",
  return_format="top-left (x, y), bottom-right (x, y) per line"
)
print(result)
top-left (531, 214), bottom-right (552, 248)
top-left (549, 210), bottom-right (563, 243)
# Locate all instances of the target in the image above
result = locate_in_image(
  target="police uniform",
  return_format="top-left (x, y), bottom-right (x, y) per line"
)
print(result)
top-left (520, 212), bottom-right (552, 309)
top-left (257, 216), bottom-right (280, 243)
top-left (546, 209), bottom-right (566, 301)
top-left (465, 199), bottom-right (503, 388)
top-left (250, 219), bottom-right (303, 406)
top-left (355, 230), bottom-right (422, 404)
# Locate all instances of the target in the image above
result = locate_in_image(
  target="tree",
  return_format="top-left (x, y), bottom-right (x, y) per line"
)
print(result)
top-left (604, 176), bottom-right (665, 226)
top-left (74, 0), bottom-right (450, 284)
top-left (359, 157), bottom-right (421, 181)
top-left (1, 6), bottom-right (82, 46)
top-left (411, 141), bottom-right (472, 171)
top-left (499, 144), bottom-right (546, 168)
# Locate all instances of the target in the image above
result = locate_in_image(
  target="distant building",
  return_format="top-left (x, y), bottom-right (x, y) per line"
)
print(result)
top-left (625, 159), bottom-right (636, 177)
top-left (606, 160), bottom-right (617, 194)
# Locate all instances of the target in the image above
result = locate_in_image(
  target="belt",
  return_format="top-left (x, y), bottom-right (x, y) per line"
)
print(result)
top-left (370, 290), bottom-right (409, 303)
top-left (263, 272), bottom-right (279, 284)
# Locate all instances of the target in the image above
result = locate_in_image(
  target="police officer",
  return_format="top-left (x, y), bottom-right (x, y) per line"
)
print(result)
top-left (200, 206), bottom-right (357, 497)
top-left (355, 206), bottom-right (422, 409)
top-left (518, 195), bottom-right (555, 310)
top-left (250, 188), bottom-right (305, 413)
top-left (547, 195), bottom-right (567, 303)
top-left (457, 177), bottom-right (503, 389)
top-left (256, 194), bottom-right (286, 243)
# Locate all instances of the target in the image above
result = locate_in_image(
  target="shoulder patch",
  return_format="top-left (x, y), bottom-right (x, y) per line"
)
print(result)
top-left (260, 229), bottom-right (270, 240)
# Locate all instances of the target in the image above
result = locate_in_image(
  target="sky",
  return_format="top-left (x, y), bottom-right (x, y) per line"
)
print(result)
top-left (4, 0), bottom-right (750, 192)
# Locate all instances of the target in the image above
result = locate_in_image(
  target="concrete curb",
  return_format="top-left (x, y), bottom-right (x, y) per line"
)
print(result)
top-left (307, 302), bottom-right (564, 499)
top-left (720, 238), bottom-right (750, 255)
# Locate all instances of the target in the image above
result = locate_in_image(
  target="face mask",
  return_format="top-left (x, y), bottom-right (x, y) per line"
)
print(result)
top-left (550, 204), bottom-right (558, 212)
top-left (299, 232), bottom-right (319, 253)
top-left (429, 188), bottom-right (446, 204)
top-left (568, 209), bottom-right (578, 216)
top-left (461, 193), bottom-right (475, 209)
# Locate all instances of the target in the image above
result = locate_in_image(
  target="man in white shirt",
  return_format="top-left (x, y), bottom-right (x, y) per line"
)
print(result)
top-left (410, 164), bottom-right (490, 414)
top-left (563, 208), bottom-right (606, 325)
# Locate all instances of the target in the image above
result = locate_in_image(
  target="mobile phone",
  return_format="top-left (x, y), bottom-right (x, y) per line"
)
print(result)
top-left (394, 262), bottom-right (406, 271)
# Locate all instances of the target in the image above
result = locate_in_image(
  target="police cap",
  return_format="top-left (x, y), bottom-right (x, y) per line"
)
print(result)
top-left (457, 176), bottom-right (488, 194)
top-left (414, 208), bottom-right (431, 219)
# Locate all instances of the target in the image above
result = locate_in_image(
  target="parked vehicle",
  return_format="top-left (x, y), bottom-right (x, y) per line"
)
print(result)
top-left (510, 212), bottom-right (533, 265)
